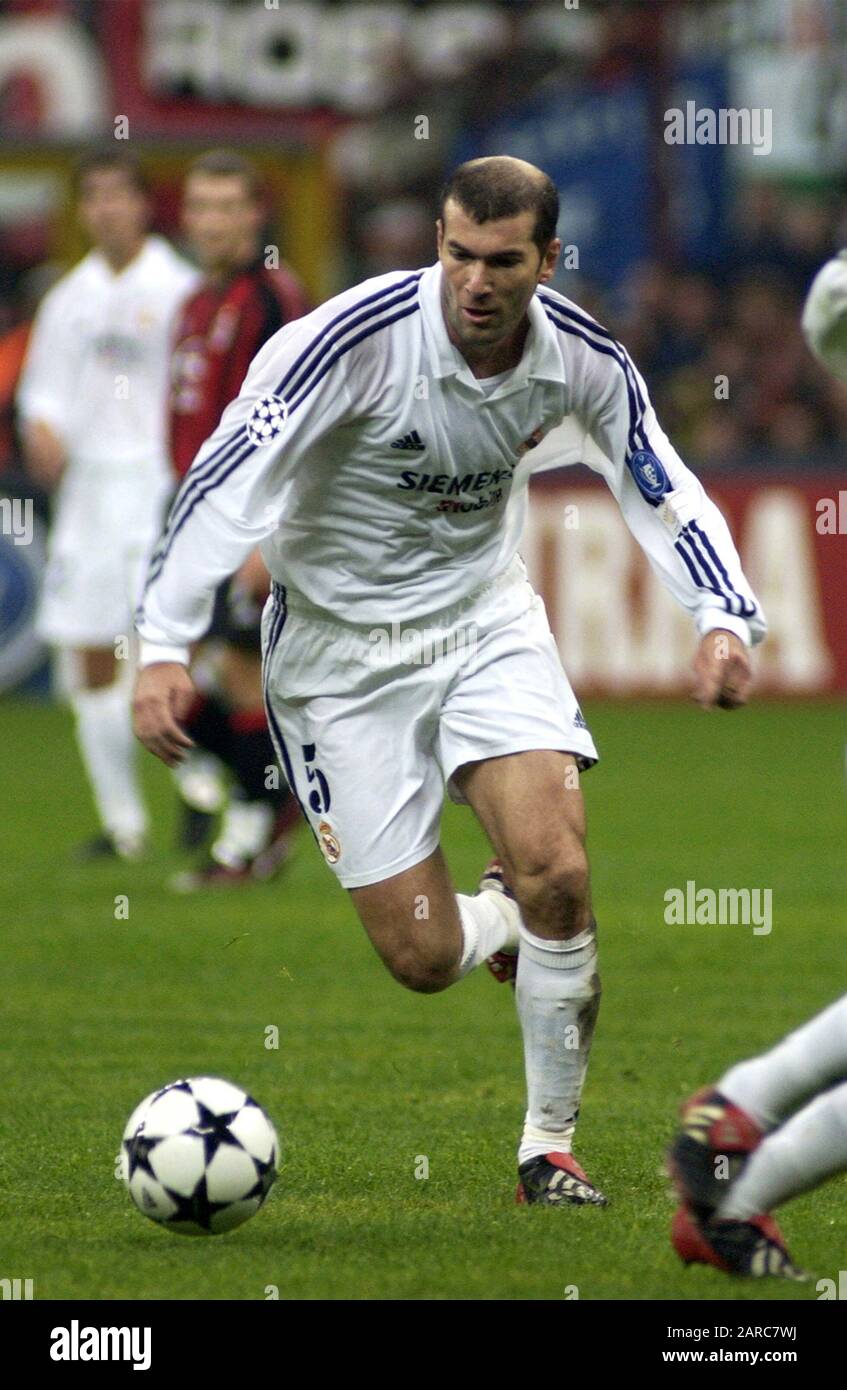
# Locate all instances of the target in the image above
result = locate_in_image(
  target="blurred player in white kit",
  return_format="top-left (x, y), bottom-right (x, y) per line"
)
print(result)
top-left (17, 152), bottom-right (197, 858)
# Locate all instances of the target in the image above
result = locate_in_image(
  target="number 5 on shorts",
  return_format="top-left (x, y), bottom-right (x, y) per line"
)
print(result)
top-left (302, 743), bottom-right (331, 814)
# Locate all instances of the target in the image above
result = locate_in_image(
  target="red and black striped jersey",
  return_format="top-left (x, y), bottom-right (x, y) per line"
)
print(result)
top-left (169, 259), bottom-right (309, 477)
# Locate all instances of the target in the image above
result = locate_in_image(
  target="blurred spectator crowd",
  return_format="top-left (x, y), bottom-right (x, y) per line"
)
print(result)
top-left (331, 3), bottom-right (847, 475)
top-left (3, 0), bottom-right (847, 478)
top-left (612, 187), bottom-right (847, 474)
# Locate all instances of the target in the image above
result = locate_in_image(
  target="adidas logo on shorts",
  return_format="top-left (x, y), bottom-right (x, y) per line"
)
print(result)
top-left (390, 430), bottom-right (426, 451)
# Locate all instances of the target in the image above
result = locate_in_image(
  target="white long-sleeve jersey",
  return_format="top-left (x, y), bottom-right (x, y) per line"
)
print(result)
top-left (137, 263), bottom-right (766, 664)
top-left (802, 250), bottom-right (847, 381)
top-left (17, 235), bottom-right (197, 474)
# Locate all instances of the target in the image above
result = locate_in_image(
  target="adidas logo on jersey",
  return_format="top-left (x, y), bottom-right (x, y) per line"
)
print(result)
top-left (390, 430), bottom-right (426, 451)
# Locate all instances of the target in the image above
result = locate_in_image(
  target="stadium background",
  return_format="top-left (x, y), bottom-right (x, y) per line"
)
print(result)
top-left (1, 0), bottom-right (846, 1304)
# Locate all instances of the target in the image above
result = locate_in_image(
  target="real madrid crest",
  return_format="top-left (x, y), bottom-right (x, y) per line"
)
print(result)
top-left (318, 820), bottom-right (341, 865)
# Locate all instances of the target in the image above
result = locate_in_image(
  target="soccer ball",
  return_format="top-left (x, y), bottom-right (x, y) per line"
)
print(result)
top-left (120, 1077), bottom-right (279, 1236)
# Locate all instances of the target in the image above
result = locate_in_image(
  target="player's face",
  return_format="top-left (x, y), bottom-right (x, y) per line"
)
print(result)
top-left (437, 200), bottom-right (560, 354)
top-left (77, 169), bottom-right (148, 254)
top-left (182, 174), bottom-right (263, 273)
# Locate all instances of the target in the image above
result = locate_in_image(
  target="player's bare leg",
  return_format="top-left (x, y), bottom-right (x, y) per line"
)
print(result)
top-left (458, 749), bottom-right (592, 936)
top-left (68, 644), bottom-right (148, 860)
top-left (455, 750), bottom-right (606, 1205)
top-left (349, 845), bottom-right (518, 994)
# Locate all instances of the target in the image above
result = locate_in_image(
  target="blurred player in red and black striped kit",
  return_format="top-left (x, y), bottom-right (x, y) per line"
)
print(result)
top-left (168, 149), bottom-right (308, 888)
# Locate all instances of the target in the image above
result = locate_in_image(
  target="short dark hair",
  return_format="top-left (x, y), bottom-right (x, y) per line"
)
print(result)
top-left (185, 149), bottom-right (264, 203)
top-left (74, 150), bottom-right (149, 197)
top-left (440, 157), bottom-right (559, 253)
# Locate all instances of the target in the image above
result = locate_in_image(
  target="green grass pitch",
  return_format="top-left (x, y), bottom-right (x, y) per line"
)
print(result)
top-left (2, 694), bottom-right (845, 1301)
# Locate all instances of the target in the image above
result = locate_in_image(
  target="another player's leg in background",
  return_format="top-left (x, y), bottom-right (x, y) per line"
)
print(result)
top-left (716, 1079), bottom-right (847, 1224)
top-left (672, 992), bottom-right (847, 1212)
top-left (718, 992), bottom-right (847, 1135)
top-left (212, 643), bottom-right (299, 877)
top-left (69, 645), bottom-right (147, 859)
top-left (170, 658), bottom-right (229, 851)
top-left (670, 994), bottom-right (847, 1276)
top-left (174, 641), bottom-right (298, 888)
top-left (708, 994), bottom-right (847, 1219)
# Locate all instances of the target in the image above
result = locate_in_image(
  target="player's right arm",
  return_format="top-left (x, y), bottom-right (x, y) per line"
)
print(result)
top-left (133, 281), bottom-right (385, 762)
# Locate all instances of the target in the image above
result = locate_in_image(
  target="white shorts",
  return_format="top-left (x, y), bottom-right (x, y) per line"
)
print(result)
top-left (37, 461), bottom-right (169, 648)
top-left (261, 556), bottom-right (598, 889)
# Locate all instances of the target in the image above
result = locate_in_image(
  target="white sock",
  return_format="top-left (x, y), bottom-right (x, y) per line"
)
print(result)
top-left (720, 994), bottom-right (847, 1130)
top-left (71, 683), bottom-right (147, 842)
top-left (173, 751), bottom-right (227, 814)
top-left (516, 922), bottom-right (600, 1165)
top-left (212, 799), bottom-right (275, 867)
top-left (718, 1081), bottom-right (847, 1221)
top-left (456, 890), bottom-right (520, 977)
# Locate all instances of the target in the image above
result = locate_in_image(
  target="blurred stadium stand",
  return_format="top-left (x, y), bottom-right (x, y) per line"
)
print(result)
top-left (0, 0), bottom-right (845, 695)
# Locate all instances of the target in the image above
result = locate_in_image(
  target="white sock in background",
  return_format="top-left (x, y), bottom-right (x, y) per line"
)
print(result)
top-left (71, 683), bottom-right (147, 845)
top-left (720, 994), bottom-right (847, 1130)
top-left (456, 890), bottom-right (520, 977)
top-left (212, 799), bottom-right (274, 867)
top-left (516, 922), bottom-right (600, 1165)
top-left (718, 1081), bottom-right (847, 1221)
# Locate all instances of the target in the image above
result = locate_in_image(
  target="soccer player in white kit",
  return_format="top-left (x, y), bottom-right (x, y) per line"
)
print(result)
top-left (134, 158), bottom-right (765, 1204)
top-left (667, 252), bottom-right (847, 1274)
top-left (17, 152), bottom-right (197, 858)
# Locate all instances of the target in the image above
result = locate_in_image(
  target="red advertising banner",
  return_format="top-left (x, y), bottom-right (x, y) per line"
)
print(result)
top-left (526, 476), bottom-right (847, 695)
top-left (99, 0), bottom-right (342, 141)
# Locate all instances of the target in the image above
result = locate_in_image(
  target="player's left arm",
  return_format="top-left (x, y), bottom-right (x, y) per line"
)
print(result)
top-left (566, 327), bottom-right (766, 709)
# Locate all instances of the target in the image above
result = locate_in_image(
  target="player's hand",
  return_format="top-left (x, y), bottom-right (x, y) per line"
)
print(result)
top-left (692, 629), bottom-right (753, 710)
top-left (132, 662), bottom-right (196, 765)
top-left (24, 421), bottom-right (66, 488)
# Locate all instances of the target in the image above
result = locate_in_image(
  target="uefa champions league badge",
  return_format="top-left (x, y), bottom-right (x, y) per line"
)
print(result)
top-left (629, 449), bottom-right (670, 501)
top-left (318, 820), bottom-right (341, 865)
top-left (247, 393), bottom-right (288, 445)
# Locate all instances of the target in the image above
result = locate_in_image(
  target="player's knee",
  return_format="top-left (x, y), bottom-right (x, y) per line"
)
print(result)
top-left (511, 843), bottom-right (590, 925)
top-left (384, 942), bottom-right (457, 995)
